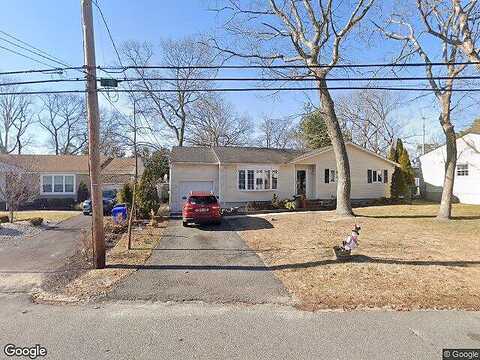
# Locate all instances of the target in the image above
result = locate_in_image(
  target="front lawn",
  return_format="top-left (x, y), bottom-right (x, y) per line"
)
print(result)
top-left (232, 202), bottom-right (480, 311)
top-left (0, 211), bottom-right (81, 223)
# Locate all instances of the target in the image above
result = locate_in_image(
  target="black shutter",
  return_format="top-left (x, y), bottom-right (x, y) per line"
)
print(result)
top-left (367, 169), bottom-right (372, 183)
top-left (324, 169), bottom-right (330, 183)
top-left (383, 169), bottom-right (388, 183)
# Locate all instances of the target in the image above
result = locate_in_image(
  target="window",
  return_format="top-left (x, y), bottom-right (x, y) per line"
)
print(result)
top-left (457, 164), bottom-right (469, 176)
top-left (54, 176), bottom-right (64, 192)
top-left (368, 169), bottom-right (388, 184)
top-left (247, 170), bottom-right (254, 190)
top-left (64, 176), bottom-right (74, 193)
top-left (255, 170), bottom-right (263, 190)
top-left (42, 176), bottom-right (52, 193)
top-left (41, 174), bottom-right (75, 194)
top-left (238, 170), bottom-right (246, 190)
top-left (238, 167), bottom-right (278, 191)
top-left (272, 170), bottom-right (278, 190)
top-left (324, 169), bottom-right (336, 183)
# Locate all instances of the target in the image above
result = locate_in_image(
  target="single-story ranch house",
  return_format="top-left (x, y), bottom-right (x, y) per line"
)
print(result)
top-left (169, 143), bottom-right (398, 213)
top-left (0, 154), bottom-right (142, 209)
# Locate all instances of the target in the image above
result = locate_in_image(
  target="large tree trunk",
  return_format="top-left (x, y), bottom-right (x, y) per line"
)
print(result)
top-left (317, 78), bottom-right (353, 216)
top-left (437, 97), bottom-right (457, 220)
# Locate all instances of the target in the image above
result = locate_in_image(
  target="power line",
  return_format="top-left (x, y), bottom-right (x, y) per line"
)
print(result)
top-left (0, 44), bottom-right (59, 70)
top-left (4, 60), bottom-right (480, 77)
top-left (0, 30), bottom-right (70, 66)
top-left (3, 74), bottom-right (480, 88)
top-left (98, 61), bottom-right (480, 71)
top-left (3, 86), bottom-right (480, 96)
top-left (0, 33), bottom-right (72, 69)
top-left (92, 0), bottom-right (124, 68)
top-left (0, 67), bottom-right (83, 76)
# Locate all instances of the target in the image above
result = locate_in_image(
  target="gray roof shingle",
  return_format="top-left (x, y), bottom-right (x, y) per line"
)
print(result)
top-left (170, 146), bottom-right (305, 164)
top-left (170, 147), bottom-right (219, 164)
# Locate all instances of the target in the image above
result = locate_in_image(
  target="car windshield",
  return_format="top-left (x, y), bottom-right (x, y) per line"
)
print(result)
top-left (102, 190), bottom-right (116, 199)
top-left (189, 196), bottom-right (217, 205)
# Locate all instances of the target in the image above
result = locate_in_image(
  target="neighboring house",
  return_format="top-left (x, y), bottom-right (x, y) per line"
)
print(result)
top-left (169, 143), bottom-right (397, 213)
top-left (419, 133), bottom-right (480, 204)
top-left (0, 154), bottom-right (143, 209)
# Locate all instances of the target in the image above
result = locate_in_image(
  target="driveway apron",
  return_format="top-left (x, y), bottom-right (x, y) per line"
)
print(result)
top-left (109, 220), bottom-right (292, 304)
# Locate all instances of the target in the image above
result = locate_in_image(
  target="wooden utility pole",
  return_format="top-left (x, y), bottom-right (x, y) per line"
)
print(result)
top-left (82, 0), bottom-right (105, 268)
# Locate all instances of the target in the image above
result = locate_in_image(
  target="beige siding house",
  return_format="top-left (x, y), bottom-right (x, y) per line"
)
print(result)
top-left (0, 154), bottom-right (142, 209)
top-left (169, 143), bottom-right (397, 213)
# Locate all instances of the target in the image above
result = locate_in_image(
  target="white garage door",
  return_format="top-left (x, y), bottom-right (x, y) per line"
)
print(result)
top-left (173, 181), bottom-right (214, 212)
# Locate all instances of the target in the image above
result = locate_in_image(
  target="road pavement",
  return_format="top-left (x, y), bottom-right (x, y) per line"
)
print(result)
top-left (1, 294), bottom-right (480, 360)
top-left (0, 215), bottom-right (90, 293)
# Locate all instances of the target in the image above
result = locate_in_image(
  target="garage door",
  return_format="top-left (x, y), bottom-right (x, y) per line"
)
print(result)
top-left (172, 181), bottom-right (214, 212)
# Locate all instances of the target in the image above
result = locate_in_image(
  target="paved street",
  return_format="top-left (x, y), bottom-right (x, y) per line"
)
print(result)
top-left (0, 215), bottom-right (90, 293)
top-left (1, 294), bottom-right (480, 360)
top-left (109, 219), bottom-right (291, 304)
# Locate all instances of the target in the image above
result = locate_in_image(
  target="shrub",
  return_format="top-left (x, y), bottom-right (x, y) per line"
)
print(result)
top-left (29, 217), bottom-right (43, 226)
top-left (118, 182), bottom-right (133, 208)
top-left (0, 216), bottom-right (9, 224)
top-left (77, 181), bottom-right (89, 203)
top-left (136, 171), bottom-right (160, 219)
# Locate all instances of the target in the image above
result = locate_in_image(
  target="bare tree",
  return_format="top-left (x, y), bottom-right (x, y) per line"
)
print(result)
top-left (0, 83), bottom-right (33, 154)
top-left (337, 89), bottom-right (403, 155)
top-left (379, 4), bottom-right (467, 219)
top-left (121, 38), bottom-right (218, 146)
top-left (187, 94), bottom-right (253, 147)
top-left (38, 94), bottom-right (87, 155)
top-left (0, 167), bottom-right (37, 223)
top-left (419, 0), bottom-right (480, 71)
top-left (258, 116), bottom-right (297, 149)
top-left (211, 0), bottom-right (376, 216)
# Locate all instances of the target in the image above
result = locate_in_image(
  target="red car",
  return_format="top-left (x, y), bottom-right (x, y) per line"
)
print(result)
top-left (182, 191), bottom-right (222, 227)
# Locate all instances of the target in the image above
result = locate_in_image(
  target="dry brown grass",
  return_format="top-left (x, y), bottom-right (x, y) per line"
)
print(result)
top-left (0, 210), bottom-right (81, 223)
top-left (234, 202), bottom-right (480, 311)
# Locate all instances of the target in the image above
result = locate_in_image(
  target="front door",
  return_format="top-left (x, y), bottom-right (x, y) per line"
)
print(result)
top-left (296, 170), bottom-right (306, 196)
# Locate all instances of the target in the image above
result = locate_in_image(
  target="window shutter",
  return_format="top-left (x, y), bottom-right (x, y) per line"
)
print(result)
top-left (383, 169), bottom-right (388, 183)
top-left (324, 169), bottom-right (330, 183)
top-left (367, 169), bottom-right (372, 183)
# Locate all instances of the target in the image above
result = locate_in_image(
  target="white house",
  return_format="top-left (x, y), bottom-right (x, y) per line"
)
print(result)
top-left (169, 142), bottom-right (398, 212)
top-left (419, 133), bottom-right (480, 204)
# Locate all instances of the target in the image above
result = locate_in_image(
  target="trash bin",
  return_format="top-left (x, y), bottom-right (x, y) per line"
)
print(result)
top-left (111, 204), bottom-right (127, 224)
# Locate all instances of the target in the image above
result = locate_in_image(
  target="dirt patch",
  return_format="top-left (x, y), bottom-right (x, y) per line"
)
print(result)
top-left (233, 202), bottom-right (480, 311)
top-left (34, 219), bottom-right (166, 304)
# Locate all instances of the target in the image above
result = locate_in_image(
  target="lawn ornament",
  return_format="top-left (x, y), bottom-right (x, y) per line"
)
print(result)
top-left (333, 223), bottom-right (361, 259)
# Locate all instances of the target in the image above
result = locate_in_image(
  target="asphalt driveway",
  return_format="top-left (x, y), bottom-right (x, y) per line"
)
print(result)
top-left (109, 219), bottom-right (292, 304)
top-left (0, 215), bottom-right (90, 292)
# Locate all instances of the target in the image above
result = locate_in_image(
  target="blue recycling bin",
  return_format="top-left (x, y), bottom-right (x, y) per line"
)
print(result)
top-left (112, 204), bottom-right (127, 224)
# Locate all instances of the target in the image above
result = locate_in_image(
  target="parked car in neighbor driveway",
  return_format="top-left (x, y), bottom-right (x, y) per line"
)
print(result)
top-left (83, 190), bottom-right (117, 216)
top-left (182, 191), bottom-right (222, 226)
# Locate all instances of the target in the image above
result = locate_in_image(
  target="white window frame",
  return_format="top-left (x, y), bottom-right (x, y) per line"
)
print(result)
top-left (456, 163), bottom-right (469, 176)
top-left (368, 169), bottom-right (384, 184)
top-left (40, 174), bottom-right (76, 195)
top-left (329, 169), bottom-right (336, 183)
top-left (237, 165), bottom-right (278, 192)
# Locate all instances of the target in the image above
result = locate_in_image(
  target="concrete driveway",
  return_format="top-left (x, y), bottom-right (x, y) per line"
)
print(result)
top-left (109, 219), bottom-right (291, 304)
top-left (0, 215), bottom-right (90, 293)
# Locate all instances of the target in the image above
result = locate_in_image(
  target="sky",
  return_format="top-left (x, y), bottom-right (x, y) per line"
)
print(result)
top-left (0, 0), bottom-right (478, 154)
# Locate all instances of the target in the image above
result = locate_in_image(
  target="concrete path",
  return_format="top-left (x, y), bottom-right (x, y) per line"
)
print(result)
top-left (2, 294), bottom-right (480, 360)
top-left (0, 215), bottom-right (90, 293)
top-left (109, 220), bottom-right (291, 304)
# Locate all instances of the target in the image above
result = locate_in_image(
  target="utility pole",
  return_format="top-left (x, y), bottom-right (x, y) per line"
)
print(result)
top-left (82, 0), bottom-right (105, 268)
